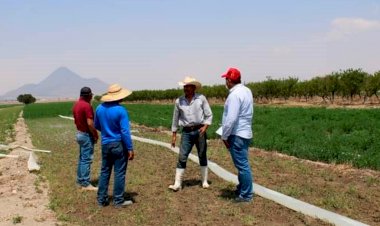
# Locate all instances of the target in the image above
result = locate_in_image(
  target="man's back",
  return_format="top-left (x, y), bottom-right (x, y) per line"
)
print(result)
top-left (73, 98), bottom-right (93, 133)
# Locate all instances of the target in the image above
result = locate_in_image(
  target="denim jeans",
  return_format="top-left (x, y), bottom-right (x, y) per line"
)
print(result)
top-left (177, 129), bottom-right (207, 169)
top-left (97, 142), bottom-right (128, 206)
top-left (76, 131), bottom-right (94, 187)
top-left (228, 135), bottom-right (253, 200)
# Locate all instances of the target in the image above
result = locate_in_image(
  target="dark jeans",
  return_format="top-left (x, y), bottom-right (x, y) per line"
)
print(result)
top-left (228, 135), bottom-right (253, 200)
top-left (97, 142), bottom-right (128, 206)
top-left (177, 129), bottom-right (207, 169)
top-left (76, 131), bottom-right (94, 187)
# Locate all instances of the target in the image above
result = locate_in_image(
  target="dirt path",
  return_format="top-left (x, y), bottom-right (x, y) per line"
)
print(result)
top-left (0, 112), bottom-right (58, 225)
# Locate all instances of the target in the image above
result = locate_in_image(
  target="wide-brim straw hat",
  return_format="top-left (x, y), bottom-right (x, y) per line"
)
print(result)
top-left (100, 84), bottom-right (132, 102)
top-left (178, 76), bottom-right (202, 90)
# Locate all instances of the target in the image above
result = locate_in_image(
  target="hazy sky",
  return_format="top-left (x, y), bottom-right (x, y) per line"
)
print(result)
top-left (1, 0), bottom-right (380, 94)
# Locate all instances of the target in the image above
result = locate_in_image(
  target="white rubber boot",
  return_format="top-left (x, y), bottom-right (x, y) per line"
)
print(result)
top-left (201, 166), bottom-right (209, 188)
top-left (168, 168), bottom-right (185, 191)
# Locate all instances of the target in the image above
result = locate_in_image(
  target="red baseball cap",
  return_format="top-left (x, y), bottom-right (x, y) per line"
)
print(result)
top-left (221, 67), bottom-right (241, 82)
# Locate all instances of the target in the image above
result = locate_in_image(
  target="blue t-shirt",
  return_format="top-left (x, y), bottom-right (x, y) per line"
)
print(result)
top-left (94, 102), bottom-right (133, 151)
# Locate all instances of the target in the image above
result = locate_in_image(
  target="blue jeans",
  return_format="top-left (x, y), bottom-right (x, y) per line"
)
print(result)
top-left (97, 142), bottom-right (128, 206)
top-left (177, 130), bottom-right (207, 169)
top-left (76, 131), bottom-right (94, 187)
top-left (228, 135), bottom-right (253, 200)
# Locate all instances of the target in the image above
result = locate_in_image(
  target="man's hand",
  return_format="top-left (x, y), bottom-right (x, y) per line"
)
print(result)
top-left (93, 132), bottom-right (99, 143)
top-left (128, 151), bottom-right (134, 160)
top-left (222, 140), bottom-right (230, 149)
top-left (171, 132), bottom-right (177, 148)
top-left (199, 125), bottom-right (209, 136)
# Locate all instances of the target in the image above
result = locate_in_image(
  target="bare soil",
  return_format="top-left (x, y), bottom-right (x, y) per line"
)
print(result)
top-left (0, 112), bottom-right (58, 225)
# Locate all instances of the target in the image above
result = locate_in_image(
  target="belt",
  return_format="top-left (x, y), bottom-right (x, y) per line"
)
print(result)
top-left (182, 124), bottom-right (203, 132)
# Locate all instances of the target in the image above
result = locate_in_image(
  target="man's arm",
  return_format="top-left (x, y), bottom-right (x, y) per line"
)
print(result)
top-left (199, 96), bottom-right (212, 136)
top-left (222, 94), bottom-right (239, 140)
top-left (120, 108), bottom-right (133, 151)
top-left (221, 94), bottom-right (239, 149)
top-left (171, 100), bottom-right (180, 148)
top-left (87, 118), bottom-right (99, 143)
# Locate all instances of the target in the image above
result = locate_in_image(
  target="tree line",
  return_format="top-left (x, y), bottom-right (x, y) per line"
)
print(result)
top-left (123, 68), bottom-right (380, 104)
top-left (18, 68), bottom-right (380, 104)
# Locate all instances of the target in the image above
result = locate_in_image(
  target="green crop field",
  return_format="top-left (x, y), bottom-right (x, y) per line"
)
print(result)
top-left (22, 102), bottom-right (380, 170)
top-left (23, 101), bottom-right (74, 119)
top-left (126, 104), bottom-right (380, 170)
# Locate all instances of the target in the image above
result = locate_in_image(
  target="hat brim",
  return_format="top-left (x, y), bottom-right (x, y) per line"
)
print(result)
top-left (100, 89), bottom-right (132, 102)
top-left (178, 81), bottom-right (201, 90)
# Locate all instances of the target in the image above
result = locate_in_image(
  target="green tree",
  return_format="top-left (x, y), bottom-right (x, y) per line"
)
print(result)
top-left (339, 68), bottom-right (367, 102)
top-left (279, 77), bottom-right (298, 101)
top-left (325, 72), bottom-right (340, 103)
top-left (17, 94), bottom-right (36, 104)
top-left (362, 71), bottom-right (380, 103)
top-left (374, 71), bottom-right (380, 100)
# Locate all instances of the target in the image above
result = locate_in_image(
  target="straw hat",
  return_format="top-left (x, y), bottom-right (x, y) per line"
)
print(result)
top-left (100, 84), bottom-right (132, 102)
top-left (178, 76), bottom-right (202, 90)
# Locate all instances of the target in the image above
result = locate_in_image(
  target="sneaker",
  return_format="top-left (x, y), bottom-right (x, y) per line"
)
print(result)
top-left (114, 200), bottom-right (133, 208)
top-left (81, 184), bottom-right (98, 191)
top-left (233, 197), bottom-right (252, 203)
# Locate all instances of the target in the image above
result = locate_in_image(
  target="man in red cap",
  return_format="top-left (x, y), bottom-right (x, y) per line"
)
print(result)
top-left (220, 68), bottom-right (254, 202)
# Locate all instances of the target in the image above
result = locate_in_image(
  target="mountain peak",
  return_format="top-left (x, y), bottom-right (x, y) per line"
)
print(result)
top-left (0, 67), bottom-right (109, 100)
top-left (47, 67), bottom-right (80, 81)
top-left (53, 66), bottom-right (71, 73)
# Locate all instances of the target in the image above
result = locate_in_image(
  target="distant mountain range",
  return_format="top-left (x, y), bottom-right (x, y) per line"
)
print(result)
top-left (1, 67), bottom-right (109, 100)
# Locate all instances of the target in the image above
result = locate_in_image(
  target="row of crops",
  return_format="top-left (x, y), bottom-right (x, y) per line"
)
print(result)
top-left (0, 106), bottom-right (22, 146)
top-left (20, 102), bottom-right (380, 170)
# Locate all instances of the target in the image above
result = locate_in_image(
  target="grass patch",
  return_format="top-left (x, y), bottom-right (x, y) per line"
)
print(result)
top-left (12, 215), bottom-right (23, 224)
top-left (0, 106), bottom-right (22, 145)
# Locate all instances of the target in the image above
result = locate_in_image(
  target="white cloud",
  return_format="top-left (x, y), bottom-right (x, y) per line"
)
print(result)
top-left (325, 17), bottom-right (380, 41)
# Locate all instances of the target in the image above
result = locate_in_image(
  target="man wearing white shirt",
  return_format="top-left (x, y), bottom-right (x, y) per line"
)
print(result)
top-left (221, 67), bottom-right (254, 202)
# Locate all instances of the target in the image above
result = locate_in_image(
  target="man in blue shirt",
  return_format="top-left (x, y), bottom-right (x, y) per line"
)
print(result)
top-left (94, 84), bottom-right (135, 208)
top-left (221, 68), bottom-right (254, 202)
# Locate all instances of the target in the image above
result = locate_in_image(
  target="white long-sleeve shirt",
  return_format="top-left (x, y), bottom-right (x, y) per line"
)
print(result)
top-left (222, 84), bottom-right (254, 140)
top-left (171, 93), bottom-right (213, 132)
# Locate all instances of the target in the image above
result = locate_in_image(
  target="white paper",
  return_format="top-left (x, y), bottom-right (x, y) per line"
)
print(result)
top-left (216, 126), bottom-right (223, 136)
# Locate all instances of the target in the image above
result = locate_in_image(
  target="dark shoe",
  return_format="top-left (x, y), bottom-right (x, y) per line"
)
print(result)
top-left (114, 200), bottom-right (133, 208)
top-left (98, 201), bottom-right (110, 207)
top-left (233, 197), bottom-right (252, 203)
